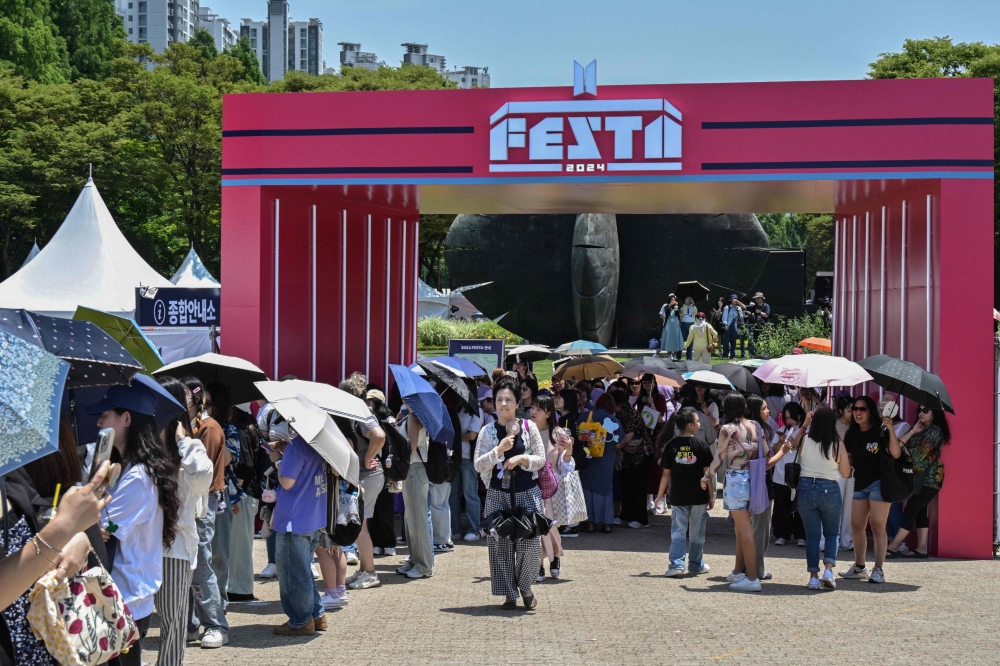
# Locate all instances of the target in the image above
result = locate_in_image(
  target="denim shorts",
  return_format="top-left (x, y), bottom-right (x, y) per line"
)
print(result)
top-left (723, 469), bottom-right (751, 511)
top-left (852, 479), bottom-right (884, 503)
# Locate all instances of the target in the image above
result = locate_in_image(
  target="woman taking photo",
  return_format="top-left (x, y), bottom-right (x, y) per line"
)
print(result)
top-left (840, 395), bottom-right (901, 584)
top-left (771, 402), bottom-right (806, 547)
top-left (886, 405), bottom-right (950, 559)
top-left (555, 389), bottom-right (585, 538)
top-left (155, 376), bottom-right (214, 666)
top-left (790, 408), bottom-right (851, 590)
top-left (703, 394), bottom-right (789, 592)
top-left (659, 295), bottom-right (683, 360)
top-left (530, 395), bottom-right (564, 580)
top-left (474, 380), bottom-right (546, 610)
top-left (88, 384), bottom-right (183, 666)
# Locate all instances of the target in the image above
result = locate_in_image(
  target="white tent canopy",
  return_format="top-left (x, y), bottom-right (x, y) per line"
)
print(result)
top-left (19, 241), bottom-right (40, 269)
top-left (0, 177), bottom-right (172, 318)
top-left (171, 245), bottom-right (220, 287)
top-left (418, 279), bottom-right (450, 319)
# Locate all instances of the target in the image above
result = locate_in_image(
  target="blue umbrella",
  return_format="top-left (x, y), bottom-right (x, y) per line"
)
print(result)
top-left (0, 329), bottom-right (71, 476)
top-left (389, 364), bottom-right (454, 445)
top-left (554, 340), bottom-right (609, 356)
top-left (84, 373), bottom-right (185, 432)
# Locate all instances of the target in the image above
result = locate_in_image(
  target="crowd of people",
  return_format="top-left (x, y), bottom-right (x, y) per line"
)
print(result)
top-left (659, 291), bottom-right (772, 361)
top-left (0, 347), bottom-right (954, 664)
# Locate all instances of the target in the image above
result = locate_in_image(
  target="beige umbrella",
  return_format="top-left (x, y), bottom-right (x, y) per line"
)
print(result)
top-left (618, 364), bottom-right (686, 388)
top-left (552, 354), bottom-right (623, 381)
top-left (255, 381), bottom-right (360, 485)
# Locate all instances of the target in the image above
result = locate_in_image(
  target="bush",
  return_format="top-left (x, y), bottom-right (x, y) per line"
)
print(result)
top-left (753, 314), bottom-right (833, 359)
top-left (417, 318), bottom-right (524, 349)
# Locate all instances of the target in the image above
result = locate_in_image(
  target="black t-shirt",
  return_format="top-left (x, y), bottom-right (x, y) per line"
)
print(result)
top-left (845, 425), bottom-right (886, 490)
top-left (660, 436), bottom-right (712, 506)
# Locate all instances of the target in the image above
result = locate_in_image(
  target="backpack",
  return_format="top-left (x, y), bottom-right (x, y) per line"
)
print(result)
top-left (422, 408), bottom-right (460, 484)
top-left (326, 476), bottom-right (364, 547)
top-left (231, 412), bottom-right (262, 500)
top-left (379, 418), bottom-right (410, 482)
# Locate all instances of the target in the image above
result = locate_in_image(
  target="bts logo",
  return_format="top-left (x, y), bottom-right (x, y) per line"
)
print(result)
top-left (489, 60), bottom-right (682, 173)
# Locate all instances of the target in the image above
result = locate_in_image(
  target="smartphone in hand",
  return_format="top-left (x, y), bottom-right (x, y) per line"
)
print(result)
top-left (88, 428), bottom-right (115, 481)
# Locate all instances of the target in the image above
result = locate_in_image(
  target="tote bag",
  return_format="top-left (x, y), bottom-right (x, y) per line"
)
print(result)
top-left (747, 422), bottom-right (770, 515)
top-left (28, 566), bottom-right (138, 666)
top-left (879, 433), bottom-right (915, 503)
top-left (550, 470), bottom-right (588, 526)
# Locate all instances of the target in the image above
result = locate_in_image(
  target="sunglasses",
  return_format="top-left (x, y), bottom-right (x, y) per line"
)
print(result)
top-left (851, 405), bottom-right (868, 412)
top-left (917, 407), bottom-right (931, 414)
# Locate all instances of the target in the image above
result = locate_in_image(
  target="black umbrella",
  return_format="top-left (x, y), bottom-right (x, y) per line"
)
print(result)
top-left (0, 308), bottom-right (142, 388)
top-left (713, 363), bottom-right (763, 395)
top-left (675, 281), bottom-right (710, 302)
top-left (857, 355), bottom-right (954, 414)
top-left (153, 353), bottom-right (269, 404)
top-left (505, 344), bottom-right (551, 364)
top-left (416, 359), bottom-right (478, 414)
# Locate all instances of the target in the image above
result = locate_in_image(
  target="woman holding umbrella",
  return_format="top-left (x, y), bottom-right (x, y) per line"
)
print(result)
top-left (885, 406), bottom-right (950, 559)
top-left (474, 380), bottom-right (547, 609)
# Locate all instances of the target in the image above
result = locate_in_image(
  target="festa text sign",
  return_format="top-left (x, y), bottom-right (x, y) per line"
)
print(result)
top-left (448, 339), bottom-right (504, 373)
top-left (135, 287), bottom-right (220, 327)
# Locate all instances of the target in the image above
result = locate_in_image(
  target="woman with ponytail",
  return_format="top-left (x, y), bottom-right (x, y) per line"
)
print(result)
top-left (87, 382), bottom-right (184, 666)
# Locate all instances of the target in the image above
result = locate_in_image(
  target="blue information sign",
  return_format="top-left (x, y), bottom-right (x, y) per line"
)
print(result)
top-left (135, 287), bottom-right (220, 327)
top-left (447, 339), bottom-right (504, 373)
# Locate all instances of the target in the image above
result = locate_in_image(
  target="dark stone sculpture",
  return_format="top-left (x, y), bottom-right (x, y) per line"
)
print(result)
top-left (444, 213), bottom-right (769, 348)
top-left (572, 214), bottom-right (619, 347)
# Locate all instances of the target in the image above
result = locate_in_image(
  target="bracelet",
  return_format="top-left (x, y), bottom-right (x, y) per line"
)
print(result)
top-left (34, 533), bottom-right (62, 554)
top-left (31, 537), bottom-right (59, 565)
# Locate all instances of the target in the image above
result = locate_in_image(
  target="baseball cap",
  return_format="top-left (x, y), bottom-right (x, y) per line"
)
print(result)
top-left (85, 384), bottom-right (157, 416)
top-left (730, 293), bottom-right (739, 300)
top-left (366, 389), bottom-right (386, 404)
top-left (477, 385), bottom-right (493, 401)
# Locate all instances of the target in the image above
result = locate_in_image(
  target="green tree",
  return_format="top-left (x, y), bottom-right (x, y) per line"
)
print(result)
top-left (226, 35), bottom-right (266, 85)
top-left (270, 62), bottom-right (457, 93)
top-left (868, 37), bottom-right (1000, 307)
top-left (418, 214), bottom-right (454, 290)
top-left (0, 0), bottom-right (70, 83)
top-left (758, 213), bottom-right (834, 289)
top-left (188, 28), bottom-right (218, 63)
top-left (50, 0), bottom-right (126, 80)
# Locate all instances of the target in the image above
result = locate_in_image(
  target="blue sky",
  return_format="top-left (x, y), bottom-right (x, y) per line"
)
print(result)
top-left (204, 0), bottom-right (1000, 87)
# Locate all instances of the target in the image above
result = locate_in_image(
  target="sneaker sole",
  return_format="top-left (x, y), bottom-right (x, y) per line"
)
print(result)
top-left (821, 578), bottom-right (836, 589)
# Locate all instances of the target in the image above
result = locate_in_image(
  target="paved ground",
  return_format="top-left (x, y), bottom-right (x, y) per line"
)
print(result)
top-left (144, 506), bottom-right (1000, 665)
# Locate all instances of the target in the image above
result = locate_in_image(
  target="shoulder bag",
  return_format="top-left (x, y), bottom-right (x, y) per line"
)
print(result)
top-left (879, 428), bottom-right (915, 503)
top-left (748, 422), bottom-right (770, 515)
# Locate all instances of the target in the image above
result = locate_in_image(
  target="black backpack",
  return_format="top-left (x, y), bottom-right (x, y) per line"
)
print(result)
top-left (231, 412), bottom-right (263, 500)
top-left (379, 418), bottom-right (410, 482)
top-left (422, 408), bottom-right (460, 484)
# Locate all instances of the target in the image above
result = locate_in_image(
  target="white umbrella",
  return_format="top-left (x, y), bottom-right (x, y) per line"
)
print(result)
top-left (752, 354), bottom-right (872, 388)
top-left (263, 379), bottom-right (378, 429)
top-left (682, 370), bottom-right (735, 389)
top-left (255, 382), bottom-right (360, 486)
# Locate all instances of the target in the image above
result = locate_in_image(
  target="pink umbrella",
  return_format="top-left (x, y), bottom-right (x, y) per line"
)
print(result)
top-left (752, 354), bottom-right (872, 388)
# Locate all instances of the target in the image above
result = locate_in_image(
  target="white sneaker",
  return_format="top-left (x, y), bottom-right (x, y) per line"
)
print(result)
top-left (689, 563), bottom-right (711, 575)
top-left (259, 563), bottom-right (277, 579)
top-left (346, 570), bottom-right (362, 584)
top-left (404, 567), bottom-right (431, 579)
top-left (628, 521), bottom-right (647, 529)
top-left (797, 539), bottom-right (806, 547)
top-left (821, 569), bottom-right (837, 589)
top-left (536, 566), bottom-right (546, 583)
top-left (200, 629), bottom-right (228, 649)
top-left (372, 546), bottom-right (383, 556)
top-left (774, 538), bottom-right (787, 546)
top-left (663, 567), bottom-right (685, 577)
top-left (868, 567), bottom-right (885, 584)
top-left (348, 571), bottom-right (382, 589)
top-left (647, 495), bottom-right (656, 512)
top-left (807, 578), bottom-right (821, 590)
top-left (395, 561), bottom-right (414, 575)
top-left (613, 517), bottom-right (623, 525)
top-left (463, 532), bottom-right (481, 542)
top-left (311, 563), bottom-right (321, 580)
top-left (729, 577), bottom-right (761, 592)
top-left (726, 571), bottom-right (746, 583)
top-left (337, 589), bottom-right (349, 605)
top-left (839, 564), bottom-right (869, 579)
top-left (319, 592), bottom-right (340, 610)
top-left (383, 547), bottom-right (396, 556)
top-left (654, 500), bottom-right (667, 515)
top-left (345, 551), bottom-right (359, 565)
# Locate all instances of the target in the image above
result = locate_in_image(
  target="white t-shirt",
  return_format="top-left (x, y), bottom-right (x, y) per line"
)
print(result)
top-left (103, 464), bottom-right (164, 620)
top-left (771, 424), bottom-right (799, 485)
top-left (459, 408), bottom-right (485, 459)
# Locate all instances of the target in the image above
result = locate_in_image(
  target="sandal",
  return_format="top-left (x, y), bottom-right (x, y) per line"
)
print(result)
top-left (583, 522), bottom-right (595, 533)
top-left (904, 550), bottom-right (929, 559)
top-left (522, 594), bottom-right (537, 610)
top-left (602, 525), bottom-right (613, 534)
top-left (885, 548), bottom-right (903, 559)
top-left (501, 598), bottom-right (518, 610)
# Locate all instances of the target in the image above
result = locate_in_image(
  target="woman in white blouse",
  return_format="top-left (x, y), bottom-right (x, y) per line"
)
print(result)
top-left (474, 380), bottom-right (546, 610)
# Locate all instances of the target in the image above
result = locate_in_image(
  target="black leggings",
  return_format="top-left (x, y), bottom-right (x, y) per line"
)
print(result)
top-left (901, 486), bottom-right (939, 531)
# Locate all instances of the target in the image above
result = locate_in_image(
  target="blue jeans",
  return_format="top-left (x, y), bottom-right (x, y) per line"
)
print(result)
top-left (275, 530), bottom-right (323, 628)
top-left (723, 325), bottom-right (739, 359)
top-left (210, 500), bottom-right (233, 608)
top-left (450, 458), bottom-right (482, 535)
top-left (668, 504), bottom-right (709, 571)
top-left (796, 477), bottom-right (843, 572)
top-left (189, 503), bottom-right (229, 634)
top-left (886, 501), bottom-right (904, 540)
top-left (429, 481), bottom-right (452, 544)
top-left (680, 321), bottom-right (693, 359)
top-left (853, 480), bottom-right (884, 502)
